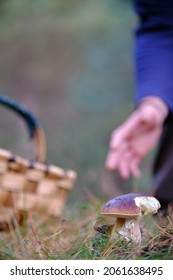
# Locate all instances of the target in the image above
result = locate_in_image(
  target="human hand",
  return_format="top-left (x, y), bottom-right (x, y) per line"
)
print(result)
top-left (105, 97), bottom-right (168, 179)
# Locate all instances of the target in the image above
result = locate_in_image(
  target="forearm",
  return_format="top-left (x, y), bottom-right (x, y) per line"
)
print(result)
top-left (134, 0), bottom-right (173, 114)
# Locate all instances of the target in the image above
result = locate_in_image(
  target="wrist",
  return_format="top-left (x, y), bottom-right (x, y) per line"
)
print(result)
top-left (138, 96), bottom-right (169, 122)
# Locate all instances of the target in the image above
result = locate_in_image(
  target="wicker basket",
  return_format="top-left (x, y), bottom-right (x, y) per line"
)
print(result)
top-left (0, 96), bottom-right (77, 229)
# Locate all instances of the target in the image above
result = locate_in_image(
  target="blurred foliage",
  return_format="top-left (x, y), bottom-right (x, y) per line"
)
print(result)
top-left (0, 0), bottom-right (152, 204)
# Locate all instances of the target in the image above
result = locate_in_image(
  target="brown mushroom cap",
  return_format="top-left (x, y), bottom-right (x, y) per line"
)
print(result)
top-left (102, 193), bottom-right (160, 219)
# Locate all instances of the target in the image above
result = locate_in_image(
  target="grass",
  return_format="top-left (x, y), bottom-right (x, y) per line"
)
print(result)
top-left (0, 195), bottom-right (173, 260)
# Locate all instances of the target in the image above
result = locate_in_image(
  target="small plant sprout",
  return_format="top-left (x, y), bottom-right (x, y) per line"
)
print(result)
top-left (101, 193), bottom-right (161, 244)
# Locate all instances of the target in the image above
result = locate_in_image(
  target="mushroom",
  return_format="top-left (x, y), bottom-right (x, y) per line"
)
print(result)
top-left (101, 193), bottom-right (160, 244)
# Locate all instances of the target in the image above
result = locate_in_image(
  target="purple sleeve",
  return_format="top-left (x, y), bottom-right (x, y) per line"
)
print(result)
top-left (134, 0), bottom-right (173, 112)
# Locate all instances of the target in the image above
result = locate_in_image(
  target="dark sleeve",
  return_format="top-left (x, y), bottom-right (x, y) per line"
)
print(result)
top-left (134, 0), bottom-right (173, 112)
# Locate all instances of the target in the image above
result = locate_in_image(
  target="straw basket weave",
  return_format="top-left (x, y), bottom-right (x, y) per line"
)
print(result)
top-left (0, 96), bottom-right (77, 230)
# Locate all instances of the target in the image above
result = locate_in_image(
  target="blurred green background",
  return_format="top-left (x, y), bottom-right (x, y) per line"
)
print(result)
top-left (0, 0), bottom-right (153, 204)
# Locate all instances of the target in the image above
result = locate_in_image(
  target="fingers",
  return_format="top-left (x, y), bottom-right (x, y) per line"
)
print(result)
top-left (129, 156), bottom-right (141, 178)
top-left (106, 144), bottom-right (141, 179)
top-left (105, 150), bottom-right (118, 171)
top-left (116, 150), bottom-right (141, 179)
top-left (106, 141), bottom-right (127, 170)
top-left (117, 150), bottom-right (132, 179)
top-left (105, 112), bottom-right (141, 173)
top-left (105, 107), bottom-right (160, 179)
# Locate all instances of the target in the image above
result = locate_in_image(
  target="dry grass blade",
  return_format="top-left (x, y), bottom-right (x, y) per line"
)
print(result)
top-left (30, 225), bottom-right (50, 259)
top-left (43, 230), bottom-right (63, 242)
top-left (10, 210), bottom-right (27, 258)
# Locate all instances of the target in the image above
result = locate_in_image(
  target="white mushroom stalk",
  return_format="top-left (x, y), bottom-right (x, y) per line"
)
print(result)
top-left (101, 193), bottom-right (161, 244)
top-left (113, 218), bottom-right (142, 244)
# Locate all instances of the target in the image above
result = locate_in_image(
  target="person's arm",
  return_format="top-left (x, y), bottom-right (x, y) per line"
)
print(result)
top-left (134, 0), bottom-right (173, 112)
top-left (105, 0), bottom-right (173, 178)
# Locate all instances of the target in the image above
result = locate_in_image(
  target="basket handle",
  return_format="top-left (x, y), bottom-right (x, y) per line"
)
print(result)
top-left (0, 95), bottom-right (46, 162)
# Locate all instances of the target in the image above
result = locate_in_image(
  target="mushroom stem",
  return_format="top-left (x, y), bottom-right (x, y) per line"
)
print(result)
top-left (113, 218), bottom-right (141, 244)
top-left (114, 218), bottom-right (126, 232)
